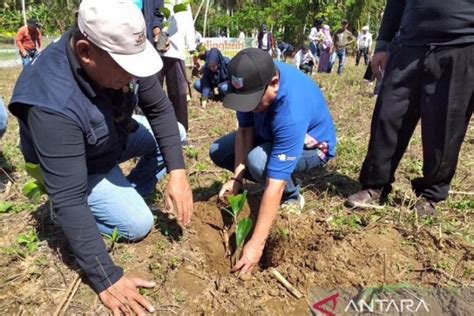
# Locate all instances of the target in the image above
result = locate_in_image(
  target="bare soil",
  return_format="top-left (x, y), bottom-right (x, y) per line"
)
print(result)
top-left (0, 61), bottom-right (472, 315)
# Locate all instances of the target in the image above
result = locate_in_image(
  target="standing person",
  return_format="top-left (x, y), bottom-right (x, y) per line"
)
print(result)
top-left (155, 0), bottom-right (196, 131)
top-left (257, 23), bottom-right (275, 56)
top-left (318, 25), bottom-right (333, 73)
top-left (8, 1), bottom-right (193, 313)
top-left (308, 18), bottom-right (324, 61)
top-left (293, 45), bottom-right (316, 75)
top-left (345, 0), bottom-right (474, 217)
top-left (356, 26), bottom-right (372, 66)
top-left (15, 19), bottom-right (42, 67)
top-left (239, 29), bottom-right (246, 41)
top-left (332, 19), bottom-right (355, 75)
top-left (210, 48), bottom-right (336, 276)
top-left (0, 97), bottom-right (7, 138)
top-left (193, 48), bottom-right (230, 107)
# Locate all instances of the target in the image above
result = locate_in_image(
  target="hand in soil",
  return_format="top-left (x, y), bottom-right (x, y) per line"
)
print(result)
top-left (165, 169), bottom-right (194, 226)
top-left (218, 179), bottom-right (242, 200)
top-left (99, 276), bottom-right (156, 316)
top-left (231, 239), bottom-right (264, 278)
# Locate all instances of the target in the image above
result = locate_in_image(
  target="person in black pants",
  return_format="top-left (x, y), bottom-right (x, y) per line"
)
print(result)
top-left (345, 0), bottom-right (474, 217)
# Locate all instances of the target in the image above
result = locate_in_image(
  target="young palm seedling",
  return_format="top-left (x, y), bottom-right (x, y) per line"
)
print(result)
top-left (222, 190), bottom-right (253, 266)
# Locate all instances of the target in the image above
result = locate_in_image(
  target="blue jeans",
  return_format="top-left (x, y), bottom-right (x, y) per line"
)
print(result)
top-left (0, 97), bottom-right (7, 138)
top-left (335, 48), bottom-right (346, 74)
top-left (21, 50), bottom-right (39, 67)
top-left (193, 79), bottom-right (228, 99)
top-left (209, 132), bottom-right (325, 202)
top-left (87, 115), bottom-right (186, 240)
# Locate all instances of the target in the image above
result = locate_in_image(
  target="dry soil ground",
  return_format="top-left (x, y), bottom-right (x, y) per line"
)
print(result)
top-left (0, 60), bottom-right (473, 315)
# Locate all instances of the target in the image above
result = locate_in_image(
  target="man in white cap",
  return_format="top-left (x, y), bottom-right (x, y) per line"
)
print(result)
top-left (356, 25), bottom-right (372, 66)
top-left (8, 0), bottom-right (193, 313)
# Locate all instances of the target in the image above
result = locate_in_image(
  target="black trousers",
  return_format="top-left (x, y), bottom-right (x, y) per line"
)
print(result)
top-left (356, 47), bottom-right (369, 65)
top-left (360, 44), bottom-right (474, 202)
top-left (158, 57), bottom-right (189, 131)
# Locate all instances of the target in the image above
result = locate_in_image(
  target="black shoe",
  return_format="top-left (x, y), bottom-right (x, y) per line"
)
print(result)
top-left (345, 188), bottom-right (386, 208)
top-left (413, 197), bottom-right (438, 218)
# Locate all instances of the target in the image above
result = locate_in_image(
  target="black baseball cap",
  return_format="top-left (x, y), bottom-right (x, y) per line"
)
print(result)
top-left (27, 19), bottom-right (39, 28)
top-left (223, 48), bottom-right (276, 112)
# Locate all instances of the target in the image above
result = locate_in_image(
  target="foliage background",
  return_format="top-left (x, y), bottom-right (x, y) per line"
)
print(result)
top-left (0, 0), bottom-right (385, 44)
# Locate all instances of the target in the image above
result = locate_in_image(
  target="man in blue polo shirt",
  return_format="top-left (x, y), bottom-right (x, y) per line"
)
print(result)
top-left (210, 48), bottom-right (336, 277)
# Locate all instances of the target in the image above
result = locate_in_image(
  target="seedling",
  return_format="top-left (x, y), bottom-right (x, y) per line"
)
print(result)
top-left (0, 202), bottom-right (13, 213)
top-left (22, 163), bottom-right (56, 222)
top-left (101, 227), bottom-right (121, 252)
top-left (221, 190), bottom-right (253, 266)
top-left (17, 229), bottom-right (39, 253)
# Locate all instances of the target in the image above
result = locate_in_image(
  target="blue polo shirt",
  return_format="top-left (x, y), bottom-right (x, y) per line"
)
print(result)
top-left (237, 62), bottom-right (336, 181)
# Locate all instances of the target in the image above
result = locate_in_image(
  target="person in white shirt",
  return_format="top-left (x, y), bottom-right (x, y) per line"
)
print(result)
top-left (158, 0), bottom-right (196, 131)
top-left (308, 18), bottom-right (323, 62)
top-left (238, 29), bottom-right (246, 41)
top-left (356, 25), bottom-right (372, 66)
top-left (257, 23), bottom-right (274, 56)
top-left (293, 45), bottom-right (316, 74)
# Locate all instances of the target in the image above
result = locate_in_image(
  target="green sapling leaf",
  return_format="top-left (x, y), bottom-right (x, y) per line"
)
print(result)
top-left (173, 2), bottom-right (189, 14)
top-left (236, 217), bottom-right (253, 249)
top-left (159, 7), bottom-right (171, 19)
top-left (0, 202), bottom-right (13, 213)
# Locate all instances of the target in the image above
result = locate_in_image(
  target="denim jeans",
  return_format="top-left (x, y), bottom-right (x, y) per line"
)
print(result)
top-left (87, 115), bottom-right (186, 240)
top-left (335, 48), bottom-right (346, 74)
top-left (0, 97), bottom-right (7, 138)
top-left (21, 50), bottom-right (39, 67)
top-left (209, 132), bottom-right (325, 202)
top-left (193, 79), bottom-right (228, 99)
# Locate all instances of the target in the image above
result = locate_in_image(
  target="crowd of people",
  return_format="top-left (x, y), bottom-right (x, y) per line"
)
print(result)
top-left (1, 0), bottom-right (472, 314)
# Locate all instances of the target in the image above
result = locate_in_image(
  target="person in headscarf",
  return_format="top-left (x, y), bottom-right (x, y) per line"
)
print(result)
top-left (318, 25), bottom-right (333, 73)
top-left (193, 48), bottom-right (230, 107)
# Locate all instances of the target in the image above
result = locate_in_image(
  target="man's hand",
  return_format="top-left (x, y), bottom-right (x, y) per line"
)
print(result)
top-left (165, 169), bottom-right (193, 226)
top-left (20, 50), bottom-right (28, 58)
top-left (371, 51), bottom-right (388, 81)
top-left (231, 239), bottom-right (264, 277)
top-left (153, 27), bottom-right (170, 52)
top-left (218, 178), bottom-right (242, 199)
top-left (99, 276), bottom-right (156, 316)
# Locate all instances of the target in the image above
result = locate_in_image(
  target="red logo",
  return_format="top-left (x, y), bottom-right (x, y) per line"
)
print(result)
top-left (312, 292), bottom-right (339, 316)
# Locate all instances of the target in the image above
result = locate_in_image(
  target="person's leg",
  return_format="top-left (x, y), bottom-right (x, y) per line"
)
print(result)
top-left (21, 55), bottom-right (31, 67)
top-left (87, 166), bottom-right (154, 241)
top-left (359, 45), bottom-right (427, 191)
top-left (356, 49), bottom-right (361, 66)
top-left (163, 57), bottom-right (189, 131)
top-left (412, 44), bottom-right (474, 202)
top-left (193, 79), bottom-right (203, 93)
top-left (363, 47), bottom-right (369, 65)
top-left (209, 132), bottom-right (237, 173)
top-left (121, 114), bottom-right (186, 197)
top-left (217, 81), bottom-right (229, 96)
top-left (246, 142), bottom-right (308, 202)
top-left (0, 97), bottom-right (7, 138)
top-left (337, 49), bottom-right (346, 74)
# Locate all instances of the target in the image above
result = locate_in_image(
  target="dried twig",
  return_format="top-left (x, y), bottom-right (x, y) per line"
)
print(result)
top-left (411, 267), bottom-right (471, 287)
top-left (269, 267), bottom-right (303, 299)
top-left (449, 190), bottom-right (474, 196)
top-left (53, 274), bottom-right (81, 316)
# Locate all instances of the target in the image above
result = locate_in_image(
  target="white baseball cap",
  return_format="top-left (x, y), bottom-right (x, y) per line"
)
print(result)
top-left (362, 25), bottom-right (369, 31)
top-left (78, 0), bottom-right (162, 77)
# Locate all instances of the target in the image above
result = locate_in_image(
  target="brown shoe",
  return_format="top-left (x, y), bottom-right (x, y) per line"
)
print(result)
top-left (413, 197), bottom-right (438, 218)
top-left (345, 188), bottom-right (385, 208)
